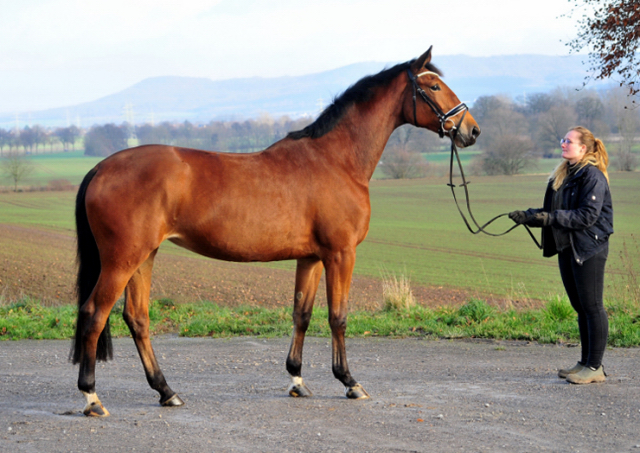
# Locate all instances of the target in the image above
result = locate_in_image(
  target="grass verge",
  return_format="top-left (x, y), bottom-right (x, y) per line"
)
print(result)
top-left (1, 297), bottom-right (639, 347)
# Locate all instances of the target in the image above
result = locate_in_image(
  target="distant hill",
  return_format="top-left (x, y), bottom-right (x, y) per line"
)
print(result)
top-left (1, 54), bottom-right (606, 128)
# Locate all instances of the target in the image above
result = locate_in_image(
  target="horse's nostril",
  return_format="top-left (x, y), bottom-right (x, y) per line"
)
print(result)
top-left (472, 126), bottom-right (481, 138)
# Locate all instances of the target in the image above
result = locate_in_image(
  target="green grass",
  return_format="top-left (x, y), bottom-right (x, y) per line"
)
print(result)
top-left (0, 150), bottom-right (101, 188)
top-left (20, 152), bottom-right (102, 186)
top-left (421, 150), bottom-right (481, 165)
top-left (0, 191), bottom-right (77, 232)
top-left (1, 297), bottom-right (638, 347)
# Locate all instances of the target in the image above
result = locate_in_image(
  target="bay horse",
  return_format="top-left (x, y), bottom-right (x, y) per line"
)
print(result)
top-left (72, 47), bottom-right (480, 417)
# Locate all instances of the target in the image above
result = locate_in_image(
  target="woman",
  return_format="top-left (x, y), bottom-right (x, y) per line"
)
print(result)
top-left (509, 126), bottom-right (613, 384)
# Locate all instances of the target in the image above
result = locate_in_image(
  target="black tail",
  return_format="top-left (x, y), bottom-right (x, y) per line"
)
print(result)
top-left (70, 167), bottom-right (113, 364)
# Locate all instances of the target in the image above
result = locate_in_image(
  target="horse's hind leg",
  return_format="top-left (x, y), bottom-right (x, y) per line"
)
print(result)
top-left (286, 257), bottom-right (323, 397)
top-left (123, 250), bottom-right (184, 407)
top-left (324, 248), bottom-right (369, 399)
top-left (77, 267), bottom-right (132, 417)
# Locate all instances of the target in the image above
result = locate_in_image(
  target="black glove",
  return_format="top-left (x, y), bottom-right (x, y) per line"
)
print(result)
top-left (524, 212), bottom-right (550, 228)
top-left (508, 211), bottom-right (528, 225)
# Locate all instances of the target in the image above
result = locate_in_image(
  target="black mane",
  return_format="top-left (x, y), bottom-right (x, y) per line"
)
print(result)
top-left (287, 60), bottom-right (442, 140)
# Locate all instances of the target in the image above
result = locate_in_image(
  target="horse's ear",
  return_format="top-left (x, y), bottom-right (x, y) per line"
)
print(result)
top-left (412, 46), bottom-right (433, 71)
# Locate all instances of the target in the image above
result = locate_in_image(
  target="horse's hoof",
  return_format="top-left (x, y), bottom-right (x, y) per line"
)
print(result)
top-left (288, 383), bottom-right (313, 397)
top-left (288, 377), bottom-right (313, 397)
top-left (161, 394), bottom-right (185, 407)
top-left (345, 383), bottom-right (370, 400)
top-left (83, 401), bottom-right (110, 417)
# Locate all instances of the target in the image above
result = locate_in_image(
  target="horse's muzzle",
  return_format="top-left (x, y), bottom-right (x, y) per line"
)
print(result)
top-left (455, 125), bottom-right (481, 148)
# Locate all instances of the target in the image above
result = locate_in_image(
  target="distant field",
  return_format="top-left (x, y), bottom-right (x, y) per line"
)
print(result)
top-left (421, 150), bottom-right (562, 175)
top-left (5, 148), bottom-right (563, 189)
top-left (15, 151), bottom-right (102, 186)
top-left (359, 172), bottom-right (640, 300)
top-left (1, 151), bottom-right (638, 302)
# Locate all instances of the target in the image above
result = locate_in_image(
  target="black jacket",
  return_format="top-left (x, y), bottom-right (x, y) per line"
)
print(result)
top-left (526, 164), bottom-right (613, 265)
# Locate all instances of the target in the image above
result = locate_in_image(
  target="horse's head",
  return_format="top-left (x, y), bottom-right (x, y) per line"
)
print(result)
top-left (404, 47), bottom-right (480, 148)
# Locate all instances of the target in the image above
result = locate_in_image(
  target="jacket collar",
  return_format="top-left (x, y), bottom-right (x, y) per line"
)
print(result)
top-left (566, 162), bottom-right (590, 182)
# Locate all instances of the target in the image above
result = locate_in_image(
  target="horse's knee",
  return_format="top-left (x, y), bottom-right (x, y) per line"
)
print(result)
top-left (329, 315), bottom-right (347, 333)
top-left (293, 311), bottom-right (312, 331)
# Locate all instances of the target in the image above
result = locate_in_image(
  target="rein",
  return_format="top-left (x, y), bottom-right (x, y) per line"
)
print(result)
top-left (406, 69), bottom-right (542, 249)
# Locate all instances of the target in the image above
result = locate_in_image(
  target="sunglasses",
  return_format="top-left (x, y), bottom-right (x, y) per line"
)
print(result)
top-left (560, 138), bottom-right (579, 145)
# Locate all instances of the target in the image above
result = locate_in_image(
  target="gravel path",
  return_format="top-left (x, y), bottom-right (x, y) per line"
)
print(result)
top-left (1, 336), bottom-right (639, 452)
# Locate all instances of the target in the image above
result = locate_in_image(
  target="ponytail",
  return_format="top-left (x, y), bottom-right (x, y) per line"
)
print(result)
top-left (550, 126), bottom-right (609, 191)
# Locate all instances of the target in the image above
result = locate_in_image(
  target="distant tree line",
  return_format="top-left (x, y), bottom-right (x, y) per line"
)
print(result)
top-left (2, 84), bottom-right (639, 177)
top-left (470, 85), bottom-right (639, 175)
top-left (381, 84), bottom-right (639, 178)
top-left (135, 116), bottom-right (312, 154)
top-left (0, 125), bottom-right (81, 156)
top-left (81, 116), bottom-right (313, 157)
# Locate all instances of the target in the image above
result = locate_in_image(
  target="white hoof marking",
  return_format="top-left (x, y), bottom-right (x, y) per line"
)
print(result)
top-left (82, 391), bottom-right (101, 407)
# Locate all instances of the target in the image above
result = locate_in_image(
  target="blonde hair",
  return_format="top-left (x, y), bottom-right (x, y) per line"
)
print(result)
top-left (550, 126), bottom-right (609, 191)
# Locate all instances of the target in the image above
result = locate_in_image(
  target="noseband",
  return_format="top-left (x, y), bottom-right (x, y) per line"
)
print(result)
top-left (406, 69), bottom-right (468, 139)
top-left (406, 69), bottom-right (542, 249)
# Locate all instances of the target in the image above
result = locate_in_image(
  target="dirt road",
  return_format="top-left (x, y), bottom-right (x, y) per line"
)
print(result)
top-left (1, 336), bottom-right (639, 452)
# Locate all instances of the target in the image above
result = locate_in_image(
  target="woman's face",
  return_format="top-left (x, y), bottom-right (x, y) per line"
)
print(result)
top-left (561, 130), bottom-right (587, 164)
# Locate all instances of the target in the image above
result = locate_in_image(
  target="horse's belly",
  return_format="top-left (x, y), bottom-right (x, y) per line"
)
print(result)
top-left (168, 227), bottom-right (314, 263)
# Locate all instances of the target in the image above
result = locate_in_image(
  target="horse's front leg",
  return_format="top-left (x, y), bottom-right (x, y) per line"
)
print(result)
top-left (286, 257), bottom-right (323, 397)
top-left (324, 249), bottom-right (370, 399)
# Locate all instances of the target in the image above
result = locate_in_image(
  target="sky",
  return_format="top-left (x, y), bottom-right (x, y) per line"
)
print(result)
top-left (0, 0), bottom-right (584, 114)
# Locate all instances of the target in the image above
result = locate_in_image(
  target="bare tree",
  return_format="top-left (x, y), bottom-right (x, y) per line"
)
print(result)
top-left (55, 126), bottom-right (81, 151)
top-left (386, 124), bottom-right (446, 154)
top-left (481, 135), bottom-right (535, 175)
top-left (84, 124), bottom-right (129, 157)
top-left (379, 146), bottom-right (429, 179)
top-left (1, 151), bottom-right (34, 192)
top-left (537, 105), bottom-right (578, 154)
top-left (470, 95), bottom-right (511, 136)
top-left (19, 126), bottom-right (37, 153)
top-left (477, 101), bottom-right (535, 175)
top-left (30, 125), bottom-right (48, 154)
top-left (605, 87), bottom-right (640, 170)
top-left (45, 132), bottom-right (59, 152)
top-left (615, 150), bottom-right (639, 171)
top-left (575, 95), bottom-right (605, 131)
top-left (0, 128), bottom-right (11, 157)
top-left (567, 0), bottom-right (640, 98)
top-left (521, 92), bottom-right (556, 116)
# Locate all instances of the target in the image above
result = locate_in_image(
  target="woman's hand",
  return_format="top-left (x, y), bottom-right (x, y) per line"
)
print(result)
top-left (524, 212), bottom-right (551, 228)
top-left (509, 211), bottom-right (552, 227)
top-left (508, 211), bottom-right (528, 225)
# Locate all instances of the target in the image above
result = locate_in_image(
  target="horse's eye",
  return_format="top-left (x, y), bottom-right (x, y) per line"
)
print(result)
top-left (430, 84), bottom-right (441, 92)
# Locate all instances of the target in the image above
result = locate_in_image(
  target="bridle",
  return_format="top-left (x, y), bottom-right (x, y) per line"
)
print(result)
top-left (406, 69), bottom-right (542, 248)
top-left (406, 69), bottom-right (468, 139)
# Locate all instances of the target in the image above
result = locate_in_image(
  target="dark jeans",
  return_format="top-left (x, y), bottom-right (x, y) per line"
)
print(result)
top-left (557, 245), bottom-right (609, 369)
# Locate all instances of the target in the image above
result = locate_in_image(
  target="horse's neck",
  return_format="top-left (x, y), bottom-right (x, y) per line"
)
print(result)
top-left (329, 77), bottom-right (406, 182)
